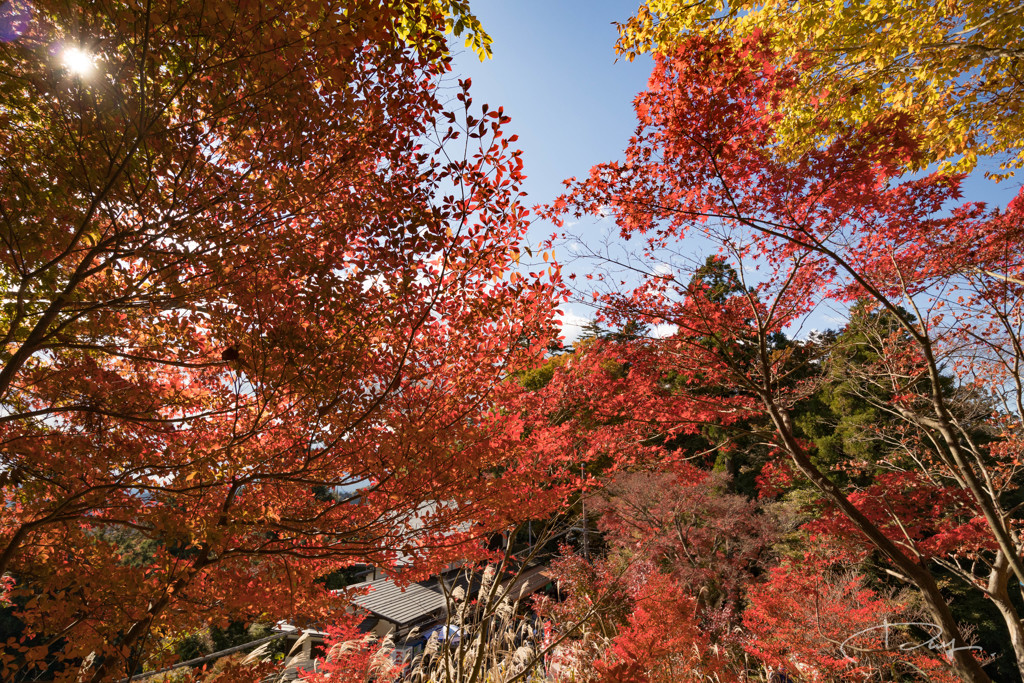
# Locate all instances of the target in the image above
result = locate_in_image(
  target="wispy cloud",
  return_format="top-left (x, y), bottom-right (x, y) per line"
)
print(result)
top-left (557, 308), bottom-right (590, 344)
top-left (650, 323), bottom-right (677, 339)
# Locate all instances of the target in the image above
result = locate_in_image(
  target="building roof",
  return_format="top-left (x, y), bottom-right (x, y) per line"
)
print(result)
top-left (504, 564), bottom-right (553, 601)
top-left (350, 577), bottom-right (446, 627)
top-left (344, 562), bottom-right (552, 629)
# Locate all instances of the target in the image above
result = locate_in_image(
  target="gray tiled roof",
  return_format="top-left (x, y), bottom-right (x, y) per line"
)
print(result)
top-left (505, 564), bottom-right (553, 600)
top-left (346, 563), bottom-right (551, 629)
top-left (351, 578), bottom-right (446, 626)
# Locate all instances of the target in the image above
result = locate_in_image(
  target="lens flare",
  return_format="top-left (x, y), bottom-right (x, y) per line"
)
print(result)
top-left (0, 0), bottom-right (32, 43)
top-left (62, 46), bottom-right (95, 76)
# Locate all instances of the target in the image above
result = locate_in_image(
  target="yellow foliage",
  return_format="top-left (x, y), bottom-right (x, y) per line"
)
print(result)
top-left (616, 0), bottom-right (1024, 176)
top-left (399, 0), bottom-right (492, 60)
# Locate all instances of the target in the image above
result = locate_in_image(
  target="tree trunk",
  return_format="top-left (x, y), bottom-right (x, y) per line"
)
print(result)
top-left (764, 404), bottom-right (992, 683)
top-left (988, 552), bottom-right (1024, 678)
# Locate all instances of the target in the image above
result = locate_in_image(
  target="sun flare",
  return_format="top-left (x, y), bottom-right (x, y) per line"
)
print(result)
top-left (61, 47), bottom-right (94, 76)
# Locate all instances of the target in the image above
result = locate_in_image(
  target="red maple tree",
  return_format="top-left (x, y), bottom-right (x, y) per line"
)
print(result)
top-left (594, 467), bottom-right (776, 627)
top-left (0, 2), bottom-right (562, 680)
top-left (538, 555), bottom-right (737, 683)
top-left (545, 32), bottom-right (1023, 682)
top-left (744, 560), bottom-right (965, 682)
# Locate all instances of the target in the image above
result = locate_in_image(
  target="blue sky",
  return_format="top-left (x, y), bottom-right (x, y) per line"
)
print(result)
top-left (451, 1), bottom-right (652, 214)
top-left (450, 1), bottom-right (654, 339)
top-left (449, 2), bottom-right (1023, 342)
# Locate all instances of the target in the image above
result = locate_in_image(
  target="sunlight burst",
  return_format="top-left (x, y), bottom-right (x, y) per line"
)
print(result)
top-left (61, 47), bottom-right (94, 76)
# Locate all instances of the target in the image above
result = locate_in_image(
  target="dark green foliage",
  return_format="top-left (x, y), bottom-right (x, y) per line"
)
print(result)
top-left (579, 319), bottom-right (609, 341)
top-left (174, 631), bottom-right (207, 662)
top-left (319, 565), bottom-right (373, 591)
top-left (693, 255), bottom-right (745, 304)
top-left (209, 621), bottom-right (253, 652)
top-left (172, 620), bottom-right (278, 664)
top-left (580, 318), bottom-right (649, 343)
top-left (790, 302), bottom-right (944, 486)
top-left (100, 527), bottom-right (161, 568)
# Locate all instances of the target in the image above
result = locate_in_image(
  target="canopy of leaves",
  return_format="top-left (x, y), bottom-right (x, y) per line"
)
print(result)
top-left (546, 29), bottom-right (1024, 683)
top-left (0, 2), bottom-right (556, 680)
top-left (617, 0), bottom-right (1024, 175)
